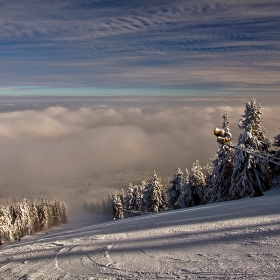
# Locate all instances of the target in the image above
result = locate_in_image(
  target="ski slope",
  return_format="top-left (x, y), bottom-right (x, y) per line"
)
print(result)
top-left (1, 187), bottom-right (280, 280)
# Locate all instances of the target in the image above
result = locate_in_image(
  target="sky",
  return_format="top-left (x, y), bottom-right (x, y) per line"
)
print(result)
top-left (1, 0), bottom-right (280, 96)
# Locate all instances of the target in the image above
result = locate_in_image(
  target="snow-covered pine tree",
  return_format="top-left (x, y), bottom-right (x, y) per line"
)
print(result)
top-left (131, 184), bottom-right (141, 212)
top-left (188, 160), bottom-right (206, 206)
top-left (39, 197), bottom-right (63, 230)
top-left (17, 198), bottom-right (33, 237)
top-left (111, 193), bottom-right (124, 219)
top-left (0, 205), bottom-right (15, 241)
top-left (274, 129), bottom-right (280, 148)
top-left (205, 111), bottom-right (234, 203)
top-left (125, 183), bottom-right (144, 213)
top-left (60, 201), bottom-right (67, 224)
top-left (52, 200), bottom-right (62, 226)
top-left (24, 198), bottom-right (34, 235)
top-left (202, 160), bottom-right (214, 187)
top-left (140, 171), bottom-right (167, 213)
top-left (124, 183), bottom-right (134, 212)
top-left (138, 180), bottom-right (148, 212)
top-left (57, 200), bottom-right (64, 225)
top-left (167, 168), bottom-right (184, 210)
top-left (30, 198), bottom-right (40, 233)
top-left (119, 189), bottom-right (125, 209)
top-left (177, 168), bottom-right (189, 208)
top-left (0, 206), bottom-right (6, 240)
top-left (178, 161), bottom-right (205, 208)
top-left (8, 205), bottom-right (17, 240)
top-left (270, 128), bottom-right (280, 188)
top-left (12, 203), bottom-right (21, 240)
top-left (41, 197), bottom-right (51, 230)
top-left (230, 98), bottom-right (271, 199)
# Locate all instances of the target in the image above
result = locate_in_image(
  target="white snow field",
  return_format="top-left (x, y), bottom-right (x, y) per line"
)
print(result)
top-left (1, 187), bottom-right (280, 280)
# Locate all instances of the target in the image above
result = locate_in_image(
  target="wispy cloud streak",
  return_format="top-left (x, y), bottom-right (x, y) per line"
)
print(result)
top-left (0, 0), bottom-right (279, 93)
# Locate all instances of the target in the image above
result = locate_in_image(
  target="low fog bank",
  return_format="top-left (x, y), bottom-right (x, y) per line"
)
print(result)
top-left (0, 96), bottom-right (279, 215)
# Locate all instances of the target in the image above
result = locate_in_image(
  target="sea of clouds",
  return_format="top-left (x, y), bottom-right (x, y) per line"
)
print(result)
top-left (0, 97), bottom-right (278, 208)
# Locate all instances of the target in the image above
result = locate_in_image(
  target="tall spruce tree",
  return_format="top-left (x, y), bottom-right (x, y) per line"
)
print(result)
top-left (177, 168), bottom-right (189, 208)
top-left (167, 168), bottom-right (184, 210)
top-left (132, 184), bottom-right (144, 212)
top-left (230, 98), bottom-right (271, 199)
top-left (140, 171), bottom-right (167, 213)
top-left (270, 129), bottom-right (280, 187)
top-left (205, 111), bottom-right (234, 203)
top-left (178, 161), bottom-right (205, 208)
top-left (138, 180), bottom-right (148, 212)
top-left (111, 193), bottom-right (124, 219)
top-left (202, 160), bottom-right (214, 187)
top-left (30, 198), bottom-right (40, 233)
top-left (124, 183), bottom-right (134, 211)
top-left (274, 130), bottom-right (280, 148)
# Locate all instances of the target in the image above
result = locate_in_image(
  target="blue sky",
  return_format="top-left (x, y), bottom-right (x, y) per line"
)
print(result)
top-left (0, 0), bottom-right (279, 96)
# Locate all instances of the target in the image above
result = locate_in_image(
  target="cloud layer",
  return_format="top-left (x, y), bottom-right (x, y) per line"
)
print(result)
top-left (0, 97), bottom-right (278, 204)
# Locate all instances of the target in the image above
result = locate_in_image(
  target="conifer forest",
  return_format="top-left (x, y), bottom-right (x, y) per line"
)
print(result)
top-left (0, 197), bottom-right (67, 241)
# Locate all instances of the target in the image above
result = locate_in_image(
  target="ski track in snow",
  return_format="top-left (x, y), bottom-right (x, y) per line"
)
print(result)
top-left (1, 187), bottom-right (280, 279)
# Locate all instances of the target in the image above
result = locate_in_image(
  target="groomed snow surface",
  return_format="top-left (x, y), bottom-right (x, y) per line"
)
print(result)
top-left (1, 187), bottom-right (280, 279)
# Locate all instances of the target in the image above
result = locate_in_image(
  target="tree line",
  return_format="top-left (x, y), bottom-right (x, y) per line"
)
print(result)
top-left (111, 98), bottom-right (280, 219)
top-left (0, 197), bottom-right (67, 241)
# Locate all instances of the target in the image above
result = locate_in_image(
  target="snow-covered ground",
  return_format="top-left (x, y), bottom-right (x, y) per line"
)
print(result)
top-left (1, 187), bottom-right (280, 280)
